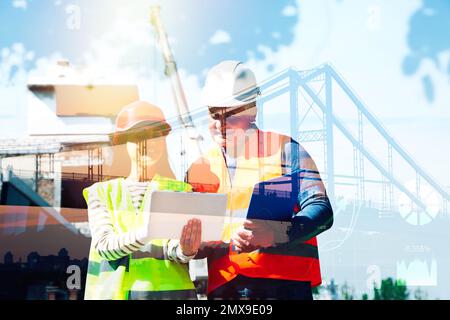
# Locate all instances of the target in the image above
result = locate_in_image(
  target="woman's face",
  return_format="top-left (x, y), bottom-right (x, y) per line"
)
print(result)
top-left (126, 136), bottom-right (166, 166)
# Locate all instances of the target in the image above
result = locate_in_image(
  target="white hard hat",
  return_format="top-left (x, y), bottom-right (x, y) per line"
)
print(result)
top-left (201, 60), bottom-right (260, 107)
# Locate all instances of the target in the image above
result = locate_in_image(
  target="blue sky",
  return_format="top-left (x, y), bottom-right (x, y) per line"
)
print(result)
top-left (0, 0), bottom-right (298, 74)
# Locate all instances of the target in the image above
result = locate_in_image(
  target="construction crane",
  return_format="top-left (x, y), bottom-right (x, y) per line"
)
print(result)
top-left (149, 6), bottom-right (204, 166)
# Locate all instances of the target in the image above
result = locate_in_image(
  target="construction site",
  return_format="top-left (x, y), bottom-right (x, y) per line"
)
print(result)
top-left (0, 2), bottom-right (449, 300)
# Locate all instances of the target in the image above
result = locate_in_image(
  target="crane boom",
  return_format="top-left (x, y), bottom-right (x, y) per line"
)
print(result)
top-left (149, 6), bottom-right (203, 155)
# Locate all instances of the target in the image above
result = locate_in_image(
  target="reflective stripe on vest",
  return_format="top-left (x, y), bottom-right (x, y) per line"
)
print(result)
top-left (188, 130), bottom-right (322, 293)
top-left (83, 176), bottom-right (196, 300)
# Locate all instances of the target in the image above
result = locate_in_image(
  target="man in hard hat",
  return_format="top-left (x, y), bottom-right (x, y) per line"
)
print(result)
top-left (186, 61), bottom-right (333, 300)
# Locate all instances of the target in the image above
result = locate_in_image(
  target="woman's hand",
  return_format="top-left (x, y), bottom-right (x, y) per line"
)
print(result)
top-left (180, 218), bottom-right (202, 256)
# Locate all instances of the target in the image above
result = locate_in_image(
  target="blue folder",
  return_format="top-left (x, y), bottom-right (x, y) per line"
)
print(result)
top-left (246, 173), bottom-right (300, 222)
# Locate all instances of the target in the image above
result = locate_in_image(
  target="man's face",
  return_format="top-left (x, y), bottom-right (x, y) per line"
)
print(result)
top-left (208, 103), bottom-right (257, 149)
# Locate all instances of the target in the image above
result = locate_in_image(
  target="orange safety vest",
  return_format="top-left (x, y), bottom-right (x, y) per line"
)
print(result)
top-left (187, 129), bottom-right (322, 294)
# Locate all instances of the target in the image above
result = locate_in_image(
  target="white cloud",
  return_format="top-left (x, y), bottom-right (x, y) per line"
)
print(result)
top-left (12, 0), bottom-right (28, 10)
top-left (282, 5), bottom-right (297, 17)
top-left (209, 30), bottom-right (231, 45)
top-left (0, 42), bottom-right (35, 136)
top-left (0, 42), bottom-right (34, 86)
top-left (272, 32), bottom-right (281, 39)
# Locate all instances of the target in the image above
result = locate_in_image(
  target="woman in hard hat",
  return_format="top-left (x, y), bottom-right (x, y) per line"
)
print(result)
top-left (83, 100), bottom-right (201, 300)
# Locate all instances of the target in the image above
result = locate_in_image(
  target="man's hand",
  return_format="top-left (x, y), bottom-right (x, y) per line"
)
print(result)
top-left (232, 225), bottom-right (257, 253)
top-left (243, 219), bottom-right (276, 248)
top-left (232, 219), bottom-right (276, 253)
top-left (180, 219), bottom-right (202, 256)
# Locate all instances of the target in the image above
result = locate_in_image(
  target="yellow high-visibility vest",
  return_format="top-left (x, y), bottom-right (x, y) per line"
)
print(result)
top-left (83, 175), bottom-right (196, 300)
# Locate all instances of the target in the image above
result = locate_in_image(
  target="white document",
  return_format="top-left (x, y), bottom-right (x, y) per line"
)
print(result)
top-left (147, 191), bottom-right (228, 242)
